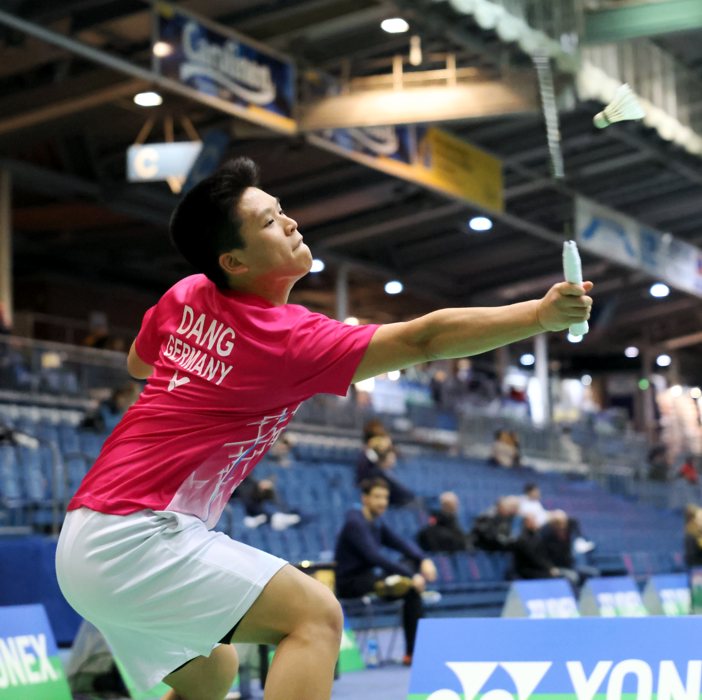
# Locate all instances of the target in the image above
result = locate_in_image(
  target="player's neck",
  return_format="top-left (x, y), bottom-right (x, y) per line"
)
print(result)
top-left (229, 275), bottom-right (296, 306)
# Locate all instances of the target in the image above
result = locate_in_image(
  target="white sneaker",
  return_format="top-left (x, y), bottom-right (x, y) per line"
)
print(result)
top-left (422, 590), bottom-right (442, 605)
top-left (573, 537), bottom-right (595, 554)
top-left (244, 514), bottom-right (267, 529)
top-left (271, 512), bottom-right (301, 531)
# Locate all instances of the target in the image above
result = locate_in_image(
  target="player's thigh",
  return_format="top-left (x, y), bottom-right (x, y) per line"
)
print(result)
top-left (232, 563), bottom-right (343, 645)
top-left (163, 643), bottom-right (238, 700)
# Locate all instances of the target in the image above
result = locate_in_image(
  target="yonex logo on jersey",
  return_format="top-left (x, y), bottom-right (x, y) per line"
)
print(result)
top-left (168, 371), bottom-right (190, 392)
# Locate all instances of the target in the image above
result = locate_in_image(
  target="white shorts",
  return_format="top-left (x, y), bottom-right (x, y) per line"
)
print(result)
top-left (55, 507), bottom-right (287, 692)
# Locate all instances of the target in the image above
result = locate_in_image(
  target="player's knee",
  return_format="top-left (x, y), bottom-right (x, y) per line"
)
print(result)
top-left (301, 587), bottom-right (343, 645)
top-left (317, 588), bottom-right (344, 642)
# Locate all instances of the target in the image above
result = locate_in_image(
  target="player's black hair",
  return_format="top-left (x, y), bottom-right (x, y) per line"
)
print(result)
top-left (170, 157), bottom-right (260, 288)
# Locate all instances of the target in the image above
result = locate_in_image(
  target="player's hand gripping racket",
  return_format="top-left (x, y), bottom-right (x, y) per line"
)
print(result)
top-left (562, 241), bottom-right (589, 337)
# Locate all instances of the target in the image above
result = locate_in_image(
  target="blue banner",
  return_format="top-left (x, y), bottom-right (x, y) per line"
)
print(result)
top-left (579, 576), bottom-right (648, 617)
top-left (409, 617), bottom-right (702, 700)
top-left (0, 604), bottom-right (72, 699)
top-left (155, 3), bottom-right (296, 133)
top-left (643, 574), bottom-right (691, 616)
top-left (502, 579), bottom-right (579, 618)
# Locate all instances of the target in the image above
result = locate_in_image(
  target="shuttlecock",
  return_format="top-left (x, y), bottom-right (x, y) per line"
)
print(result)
top-left (593, 83), bottom-right (645, 129)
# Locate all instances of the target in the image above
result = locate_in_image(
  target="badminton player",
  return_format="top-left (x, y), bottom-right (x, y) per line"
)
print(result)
top-left (55, 157), bottom-right (592, 700)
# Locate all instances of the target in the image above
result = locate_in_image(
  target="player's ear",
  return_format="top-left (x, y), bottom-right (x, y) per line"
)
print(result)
top-left (219, 252), bottom-right (248, 277)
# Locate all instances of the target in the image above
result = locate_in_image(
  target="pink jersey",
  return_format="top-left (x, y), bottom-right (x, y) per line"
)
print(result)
top-left (69, 274), bottom-right (379, 528)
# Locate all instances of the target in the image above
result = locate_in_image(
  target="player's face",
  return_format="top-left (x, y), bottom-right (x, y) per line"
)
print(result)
top-left (363, 486), bottom-right (390, 517)
top-left (235, 187), bottom-right (312, 279)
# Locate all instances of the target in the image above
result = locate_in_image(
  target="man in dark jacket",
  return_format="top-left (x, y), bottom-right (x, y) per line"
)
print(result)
top-left (335, 478), bottom-right (437, 665)
top-left (513, 513), bottom-right (578, 586)
top-left (471, 495), bottom-right (520, 552)
top-left (418, 491), bottom-right (470, 552)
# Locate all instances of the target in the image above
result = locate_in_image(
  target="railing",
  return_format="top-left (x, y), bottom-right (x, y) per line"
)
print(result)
top-left (0, 334), bottom-right (129, 400)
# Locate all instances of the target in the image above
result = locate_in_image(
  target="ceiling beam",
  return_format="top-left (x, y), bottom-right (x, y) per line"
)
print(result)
top-left (298, 75), bottom-right (539, 130)
top-left (584, 0), bottom-right (702, 44)
top-left (0, 78), bottom-right (147, 137)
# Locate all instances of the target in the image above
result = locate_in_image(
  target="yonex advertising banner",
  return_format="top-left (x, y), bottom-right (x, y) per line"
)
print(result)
top-left (642, 574), bottom-right (691, 616)
top-left (408, 617), bottom-right (702, 700)
top-left (0, 604), bottom-right (71, 700)
top-left (154, 2), bottom-right (296, 134)
top-left (502, 579), bottom-right (579, 618)
top-left (579, 576), bottom-right (648, 617)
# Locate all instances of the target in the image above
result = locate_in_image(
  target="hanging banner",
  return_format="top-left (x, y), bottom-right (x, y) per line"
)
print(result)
top-left (153, 2), bottom-right (296, 134)
top-left (308, 124), bottom-right (503, 213)
top-left (126, 142), bottom-right (202, 182)
top-left (408, 617), bottom-right (702, 700)
top-left (575, 196), bottom-right (702, 297)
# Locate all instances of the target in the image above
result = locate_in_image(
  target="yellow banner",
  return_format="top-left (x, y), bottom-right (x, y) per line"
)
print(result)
top-left (309, 125), bottom-right (503, 213)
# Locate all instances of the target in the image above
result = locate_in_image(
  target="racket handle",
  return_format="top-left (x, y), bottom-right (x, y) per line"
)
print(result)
top-left (563, 241), bottom-right (583, 285)
top-left (563, 241), bottom-right (588, 337)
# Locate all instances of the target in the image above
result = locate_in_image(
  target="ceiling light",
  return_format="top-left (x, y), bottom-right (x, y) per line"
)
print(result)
top-left (691, 387), bottom-right (702, 399)
top-left (638, 378), bottom-right (650, 390)
top-left (656, 354), bottom-right (672, 367)
top-left (581, 374), bottom-right (592, 386)
top-left (649, 282), bottom-right (669, 298)
top-left (381, 17), bottom-right (409, 33)
top-left (624, 346), bottom-right (639, 358)
top-left (468, 216), bottom-right (493, 232)
top-left (567, 333), bottom-right (583, 343)
top-left (519, 353), bottom-right (535, 366)
top-left (388, 370), bottom-right (401, 381)
top-left (152, 41), bottom-right (173, 58)
top-left (385, 280), bottom-right (403, 295)
top-left (133, 91), bottom-right (163, 107)
top-left (344, 316), bottom-right (359, 325)
top-left (310, 258), bottom-right (325, 273)
top-left (670, 384), bottom-right (683, 397)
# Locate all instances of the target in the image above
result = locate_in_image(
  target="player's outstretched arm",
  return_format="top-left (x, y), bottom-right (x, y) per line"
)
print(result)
top-left (352, 281), bottom-right (592, 383)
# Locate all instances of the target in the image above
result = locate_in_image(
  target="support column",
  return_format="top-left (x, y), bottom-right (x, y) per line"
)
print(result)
top-left (640, 345), bottom-right (657, 440)
top-left (0, 169), bottom-right (12, 328)
top-left (533, 332), bottom-right (550, 426)
top-left (335, 263), bottom-right (349, 321)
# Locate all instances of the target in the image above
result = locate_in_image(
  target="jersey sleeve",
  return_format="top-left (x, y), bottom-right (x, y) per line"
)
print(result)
top-left (133, 305), bottom-right (160, 365)
top-left (285, 312), bottom-right (379, 397)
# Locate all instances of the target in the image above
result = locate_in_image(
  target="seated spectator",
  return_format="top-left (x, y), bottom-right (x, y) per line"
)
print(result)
top-left (268, 431), bottom-right (294, 468)
top-left (519, 482), bottom-right (550, 528)
top-left (489, 430), bottom-right (520, 468)
top-left (471, 495), bottom-right (520, 552)
top-left (334, 478), bottom-right (437, 666)
top-left (233, 475), bottom-right (301, 531)
top-left (647, 442), bottom-right (669, 482)
top-left (362, 418), bottom-right (389, 442)
top-left (417, 491), bottom-right (471, 552)
top-left (684, 504), bottom-right (702, 569)
top-left (356, 433), bottom-right (416, 507)
top-left (512, 513), bottom-right (578, 587)
top-left (540, 510), bottom-right (599, 584)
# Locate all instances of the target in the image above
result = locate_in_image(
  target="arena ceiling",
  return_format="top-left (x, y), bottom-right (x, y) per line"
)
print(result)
top-left (2, 0), bottom-right (702, 384)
